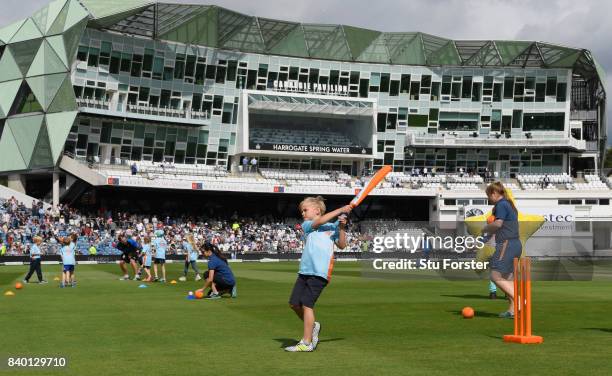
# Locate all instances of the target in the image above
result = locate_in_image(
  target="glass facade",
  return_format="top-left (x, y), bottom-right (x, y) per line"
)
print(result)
top-left (71, 29), bottom-right (572, 172)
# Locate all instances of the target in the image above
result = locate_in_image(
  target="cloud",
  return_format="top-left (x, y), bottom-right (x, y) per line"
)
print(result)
top-left (2, 0), bottom-right (609, 145)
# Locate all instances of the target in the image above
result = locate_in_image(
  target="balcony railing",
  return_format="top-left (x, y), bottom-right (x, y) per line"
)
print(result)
top-left (570, 110), bottom-right (598, 121)
top-left (76, 97), bottom-right (209, 123)
top-left (407, 132), bottom-right (586, 150)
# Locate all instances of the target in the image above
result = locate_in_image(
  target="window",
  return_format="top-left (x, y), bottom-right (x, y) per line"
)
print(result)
top-left (512, 110), bottom-right (522, 129)
top-left (556, 83), bottom-right (567, 102)
top-left (120, 53), bottom-right (131, 72)
top-left (438, 112), bottom-right (479, 131)
top-left (410, 82), bottom-right (420, 100)
top-left (503, 77), bottom-right (514, 99)
top-left (493, 83), bottom-right (502, 101)
top-left (546, 77), bottom-right (557, 96)
top-left (471, 82), bottom-right (481, 102)
top-left (523, 113), bottom-right (564, 131)
top-left (408, 114), bottom-right (428, 127)
top-left (143, 49), bottom-right (154, 72)
top-left (400, 74), bottom-right (411, 93)
top-left (461, 76), bottom-right (472, 98)
top-left (380, 73), bottom-right (390, 93)
top-left (87, 48), bottom-right (99, 67)
top-left (109, 51), bottom-right (121, 74)
top-left (77, 45), bottom-right (88, 61)
top-left (491, 110), bottom-right (501, 131)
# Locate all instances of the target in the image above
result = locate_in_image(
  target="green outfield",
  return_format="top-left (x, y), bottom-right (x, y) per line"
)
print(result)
top-left (1, 262), bottom-right (612, 376)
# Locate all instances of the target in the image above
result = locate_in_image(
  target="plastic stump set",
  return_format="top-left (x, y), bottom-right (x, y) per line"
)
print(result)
top-left (503, 257), bottom-right (543, 344)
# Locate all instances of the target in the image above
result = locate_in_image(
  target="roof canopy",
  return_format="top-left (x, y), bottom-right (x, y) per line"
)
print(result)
top-left (64, 1), bottom-right (608, 92)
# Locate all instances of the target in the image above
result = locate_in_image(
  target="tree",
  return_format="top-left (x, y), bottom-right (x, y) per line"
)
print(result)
top-left (606, 148), bottom-right (612, 168)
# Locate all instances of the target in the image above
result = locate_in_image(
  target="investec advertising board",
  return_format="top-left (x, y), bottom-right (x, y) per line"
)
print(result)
top-left (464, 206), bottom-right (575, 236)
top-left (464, 206), bottom-right (587, 256)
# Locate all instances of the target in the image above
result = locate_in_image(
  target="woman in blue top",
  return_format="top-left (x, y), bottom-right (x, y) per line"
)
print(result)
top-left (196, 243), bottom-right (236, 299)
top-left (482, 182), bottom-right (521, 318)
top-left (23, 236), bottom-right (46, 283)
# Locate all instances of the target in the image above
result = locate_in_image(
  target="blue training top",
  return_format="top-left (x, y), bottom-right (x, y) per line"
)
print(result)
top-left (299, 220), bottom-right (339, 281)
top-left (142, 244), bottom-right (152, 267)
top-left (183, 241), bottom-right (199, 261)
top-left (152, 237), bottom-right (167, 259)
top-left (60, 245), bottom-right (76, 266)
top-left (493, 198), bottom-right (519, 243)
top-left (30, 244), bottom-right (41, 259)
top-left (207, 253), bottom-right (235, 285)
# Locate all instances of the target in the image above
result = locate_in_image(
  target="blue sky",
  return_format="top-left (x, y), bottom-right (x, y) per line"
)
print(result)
top-left (2, 0), bottom-right (610, 145)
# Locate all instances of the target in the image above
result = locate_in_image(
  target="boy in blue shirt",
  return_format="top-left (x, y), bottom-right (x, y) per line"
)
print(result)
top-left (152, 230), bottom-right (167, 282)
top-left (285, 196), bottom-right (351, 352)
top-left (59, 237), bottom-right (76, 288)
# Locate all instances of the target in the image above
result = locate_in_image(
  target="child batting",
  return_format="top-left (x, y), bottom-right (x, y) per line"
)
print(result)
top-left (285, 196), bottom-right (351, 352)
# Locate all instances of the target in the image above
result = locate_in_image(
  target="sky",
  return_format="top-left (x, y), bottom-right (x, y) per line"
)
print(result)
top-left (2, 0), bottom-right (610, 145)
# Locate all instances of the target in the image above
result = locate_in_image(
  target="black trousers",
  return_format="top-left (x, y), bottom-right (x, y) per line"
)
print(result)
top-left (25, 259), bottom-right (43, 282)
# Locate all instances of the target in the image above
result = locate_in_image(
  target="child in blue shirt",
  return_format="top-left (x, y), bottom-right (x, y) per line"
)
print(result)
top-left (141, 236), bottom-right (153, 282)
top-left (59, 237), bottom-right (76, 288)
top-left (181, 234), bottom-right (201, 281)
top-left (152, 230), bottom-right (167, 282)
top-left (23, 236), bottom-right (46, 283)
top-left (285, 196), bottom-right (351, 352)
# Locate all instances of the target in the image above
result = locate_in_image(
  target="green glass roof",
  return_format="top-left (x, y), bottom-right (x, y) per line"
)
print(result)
top-left (73, 1), bottom-right (606, 89)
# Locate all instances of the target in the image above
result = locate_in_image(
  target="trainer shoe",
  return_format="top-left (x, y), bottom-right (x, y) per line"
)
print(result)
top-left (22, 279), bottom-right (29, 284)
top-left (159, 278), bottom-right (166, 283)
top-left (119, 275), bottom-right (130, 281)
top-left (498, 311), bottom-right (514, 319)
top-left (205, 292), bottom-right (221, 300)
top-left (284, 340), bottom-right (314, 352)
top-left (194, 274), bottom-right (202, 282)
top-left (39, 280), bottom-right (48, 284)
top-left (312, 322), bottom-right (321, 348)
top-left (231, 285), bottom-right (237, 298)
top-left (489, 292), bottom-right (497, 299)
top-left (59, 283), bottom-right (65, 288)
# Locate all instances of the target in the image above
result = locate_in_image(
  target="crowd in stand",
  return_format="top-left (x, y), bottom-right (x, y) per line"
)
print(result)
top-left (0, 196), bottom-right (366, 257)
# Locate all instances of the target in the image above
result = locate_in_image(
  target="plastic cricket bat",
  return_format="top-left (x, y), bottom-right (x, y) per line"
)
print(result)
top-left (350, 165), bottom-right (392, 208)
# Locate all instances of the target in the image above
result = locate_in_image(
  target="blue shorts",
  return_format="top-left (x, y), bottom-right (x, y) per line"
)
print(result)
top-left (490, 239), bottom-right (522, 275)
top-left (63, 265), bottom-right (75, 273)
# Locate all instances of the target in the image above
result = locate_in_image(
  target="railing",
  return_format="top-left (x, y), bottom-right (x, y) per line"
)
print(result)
top-left (570, 110), bottom-right (598, 121)
top-left (76, 97), bottom-right (209, 121)
top-left (408, 133), bottom-right (586, 150)
top-left (76, 97), bottom-right (110, 110)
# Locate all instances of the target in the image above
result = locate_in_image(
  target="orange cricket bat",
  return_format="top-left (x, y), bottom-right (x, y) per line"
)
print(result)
top-left (350, 165), bottom-right (392, 208)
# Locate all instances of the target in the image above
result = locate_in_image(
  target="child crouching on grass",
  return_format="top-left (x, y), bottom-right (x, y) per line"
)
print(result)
top-left (60, 237), bottom-right (76, 288)
top-left (285, 196), bottom-right (351, 352)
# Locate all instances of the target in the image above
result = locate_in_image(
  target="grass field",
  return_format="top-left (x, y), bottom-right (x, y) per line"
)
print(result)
top-left (1, 261), bottom-right (612, 376)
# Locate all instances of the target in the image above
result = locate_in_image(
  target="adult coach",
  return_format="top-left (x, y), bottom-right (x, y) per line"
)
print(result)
top-left (482, 182), bottom-right (521, 318)
top-left (196, 243), bottom-right (236, 299)
top-left (117, 233), bottom-right (140, 280)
